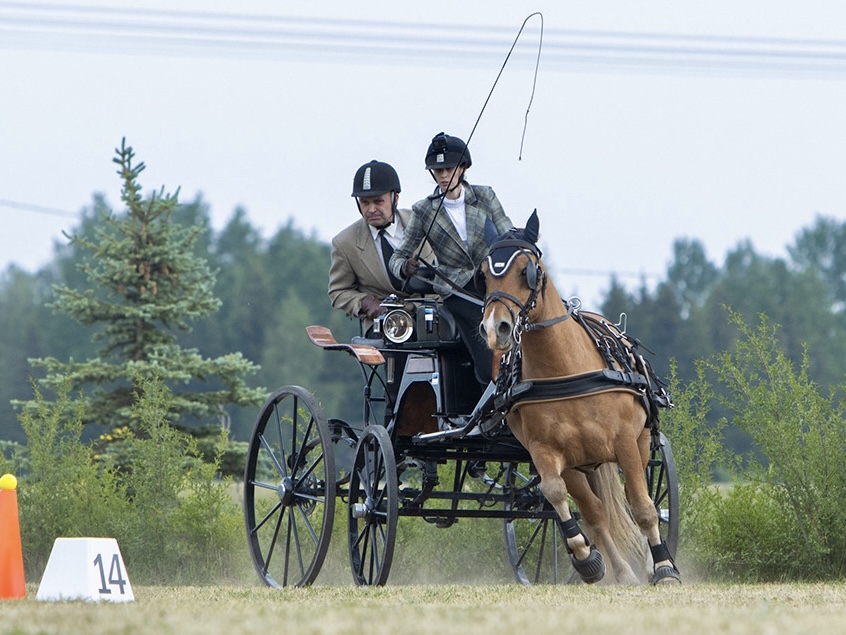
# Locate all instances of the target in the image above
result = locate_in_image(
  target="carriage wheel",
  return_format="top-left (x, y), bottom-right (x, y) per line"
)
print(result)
top-left (243, 386), bottom-right (336, 588)
top-left (503, 462), bottom-right (576, 585)
top-left (646, 432), bottom-right (679, 555)
top-left (347, 426), bottom-right (398, 586)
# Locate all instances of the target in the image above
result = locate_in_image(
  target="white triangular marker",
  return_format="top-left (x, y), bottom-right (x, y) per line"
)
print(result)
top-left (36, 537), bottom-right (134, 602)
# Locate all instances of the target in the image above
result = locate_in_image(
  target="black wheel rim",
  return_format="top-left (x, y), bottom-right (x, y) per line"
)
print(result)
top-left (244, 386), bottom-right (336, 588)
top-left (503, 462), bottom-right (575, 585)
top-left (348, 426), bottom-right (398, 586)
top-left (646, 432), bottom-right (679, 555)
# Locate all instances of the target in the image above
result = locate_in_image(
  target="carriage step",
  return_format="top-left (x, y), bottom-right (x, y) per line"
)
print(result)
top-left (423, 516), bottom-right (457, 528)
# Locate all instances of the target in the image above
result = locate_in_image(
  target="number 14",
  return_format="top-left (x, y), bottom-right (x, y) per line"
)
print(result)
top-left (93, 553), bottom-right (128, 595)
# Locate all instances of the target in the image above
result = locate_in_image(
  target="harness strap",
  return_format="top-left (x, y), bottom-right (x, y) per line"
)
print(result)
top-left (495, 369), bottom-right (649, 413)
top-left (524, 301), bottom-right (574, 331)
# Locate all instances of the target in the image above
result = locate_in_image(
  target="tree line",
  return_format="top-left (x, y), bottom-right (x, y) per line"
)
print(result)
top-left (2, 186), bottom-right (845, 452)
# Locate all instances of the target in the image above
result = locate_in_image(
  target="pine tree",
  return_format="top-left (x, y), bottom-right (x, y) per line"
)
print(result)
top-left (26, 139), bottom-right (265, 433)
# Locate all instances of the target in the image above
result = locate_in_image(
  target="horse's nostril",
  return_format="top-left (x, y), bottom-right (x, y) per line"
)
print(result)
top-left (479, 323), bottom-right (487, 338)
top-left (497, 321), bottom-right (511, 336)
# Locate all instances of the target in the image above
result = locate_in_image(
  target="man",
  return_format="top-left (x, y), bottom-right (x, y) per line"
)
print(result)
top-left (329, 159), bottom-right (434, 332)
top-left (390, 133), bottom-right (513, 386)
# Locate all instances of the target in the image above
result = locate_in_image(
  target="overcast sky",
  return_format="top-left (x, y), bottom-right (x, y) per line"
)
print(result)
top-left (2, 0), bottom-right (845, 308)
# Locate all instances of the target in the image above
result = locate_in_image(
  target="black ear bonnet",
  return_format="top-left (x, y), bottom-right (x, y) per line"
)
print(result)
top-left (484, 210), bottom-right (542, 290)
top-left (486, 239), bottom-right (541, 290)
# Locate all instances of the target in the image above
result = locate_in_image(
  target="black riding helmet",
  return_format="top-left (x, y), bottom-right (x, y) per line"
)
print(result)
top-left (351, 160), bottom-right (401, 198)
top-left (425, 132), bottom-right (472, 170)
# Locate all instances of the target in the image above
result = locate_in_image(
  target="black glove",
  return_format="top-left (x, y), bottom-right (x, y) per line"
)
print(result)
top-left (359, 295), bottom-right (386, 319)
top-left (401, 258), bottom-right (420, 278)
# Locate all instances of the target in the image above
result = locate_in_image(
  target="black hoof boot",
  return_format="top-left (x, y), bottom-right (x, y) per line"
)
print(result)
top-left (652, 565), bottom-right (681, 585)
top-left (650, 541), bottom-right (681, 585)
top-left (570, 545), bottom-right (605, 584)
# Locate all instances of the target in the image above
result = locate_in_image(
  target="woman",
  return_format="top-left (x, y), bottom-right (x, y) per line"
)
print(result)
top-left (390, 132), bottom-right (513, 386)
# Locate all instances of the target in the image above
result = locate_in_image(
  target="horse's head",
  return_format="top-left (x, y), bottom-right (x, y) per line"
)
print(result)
top-left (479, 210), bottom-right (546, 351)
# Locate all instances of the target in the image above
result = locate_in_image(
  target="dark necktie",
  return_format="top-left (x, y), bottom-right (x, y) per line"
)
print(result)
top-left (378, 229), bottom-right (403, 290)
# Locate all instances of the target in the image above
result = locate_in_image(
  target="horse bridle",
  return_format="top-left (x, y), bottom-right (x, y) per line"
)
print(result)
top-left (482, 240), bottom-right (572, 340)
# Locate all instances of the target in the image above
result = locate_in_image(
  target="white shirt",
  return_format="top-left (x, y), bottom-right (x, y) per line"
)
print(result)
top-left (442, 187), bottom-right (467, 243)
top-left (368, 220), bottom-right (405, 268)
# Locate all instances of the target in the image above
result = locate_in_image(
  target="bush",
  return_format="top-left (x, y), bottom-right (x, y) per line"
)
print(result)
top-left (662, 358), bottom-right (728, 561)
top-left (686, 483), bottom-right (809, 581)
top-left (667, 310), bottom-right (846, 580)
top-left (0, 439), bottom-right (29, 474)
top-left (10, 374), bottom-right (251, 585)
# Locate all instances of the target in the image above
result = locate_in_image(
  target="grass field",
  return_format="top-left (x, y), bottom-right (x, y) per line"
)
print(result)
top-left (4, 582), bottom-right (846, 634)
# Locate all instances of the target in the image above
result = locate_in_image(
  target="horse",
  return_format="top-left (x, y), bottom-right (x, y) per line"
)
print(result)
top-left (478, 210), bottom-right (681, 585)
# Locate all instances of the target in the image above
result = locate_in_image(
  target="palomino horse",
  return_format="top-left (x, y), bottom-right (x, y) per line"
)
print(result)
top-left (479, 211), bottom-right (681, 585)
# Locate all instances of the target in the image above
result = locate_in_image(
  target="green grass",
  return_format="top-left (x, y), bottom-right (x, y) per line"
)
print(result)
top-left (4, 582), bottom-right (846, 634)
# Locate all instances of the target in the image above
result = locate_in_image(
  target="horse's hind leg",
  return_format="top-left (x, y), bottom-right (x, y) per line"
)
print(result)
top-left (618, 433), bottom-right (681, 585)
top-left (533, 454), bottom-right (605, 584)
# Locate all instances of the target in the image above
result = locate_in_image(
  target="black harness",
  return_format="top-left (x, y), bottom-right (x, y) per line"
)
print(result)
top-left (483, 239), bottom-right (672, 432)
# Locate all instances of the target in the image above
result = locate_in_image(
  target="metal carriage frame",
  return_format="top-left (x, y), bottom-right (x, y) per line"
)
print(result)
top-left (243, 298), bottom-right (678, 588)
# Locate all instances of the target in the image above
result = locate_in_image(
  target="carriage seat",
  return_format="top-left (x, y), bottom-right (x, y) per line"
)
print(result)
top-left (433, 303), bottom-right (460, 342)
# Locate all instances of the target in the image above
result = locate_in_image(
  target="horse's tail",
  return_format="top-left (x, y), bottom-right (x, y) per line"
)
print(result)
top-left (588, 462), bottom-right (650, 581)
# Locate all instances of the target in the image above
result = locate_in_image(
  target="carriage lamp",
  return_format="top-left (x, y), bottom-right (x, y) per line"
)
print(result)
top-left (382, 309), bottom-right (414, 343)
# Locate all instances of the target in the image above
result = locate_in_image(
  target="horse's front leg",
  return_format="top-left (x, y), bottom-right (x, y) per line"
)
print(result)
top-left (566, 467), bottom-right (642, 584)
top-left (534, 453), bottom-right (605, 584)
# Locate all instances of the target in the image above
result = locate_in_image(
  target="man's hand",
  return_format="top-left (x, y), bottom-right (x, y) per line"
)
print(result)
top-left (359, 294), bottom-right (386, 319)
top-left (401, 258), bottom-right (420, 278)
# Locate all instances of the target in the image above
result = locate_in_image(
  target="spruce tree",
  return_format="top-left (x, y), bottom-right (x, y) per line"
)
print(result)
top-left (26, 139), bottom-right (265, 433)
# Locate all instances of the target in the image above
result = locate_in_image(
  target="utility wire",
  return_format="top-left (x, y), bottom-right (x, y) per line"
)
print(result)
top-left (1, 2), bottom-right (846, 76)
top-left (0, 196), bottom-right (658, 281)
top-left (0, 199), bottom-right (79, 218)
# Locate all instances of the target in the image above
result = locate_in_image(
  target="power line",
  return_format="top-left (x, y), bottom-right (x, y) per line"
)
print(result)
top-left (555, 267), bottom-right (662, 280)
top-left (1, 3), bottom-right (846, 76)
top-left (0, 195), bottom-right (658, 283)
top-left (0, 198), bottom-right (79, 218)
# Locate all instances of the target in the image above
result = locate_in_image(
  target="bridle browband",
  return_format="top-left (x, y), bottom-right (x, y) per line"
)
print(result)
top-left (483, 238), bottom-right (572, 337)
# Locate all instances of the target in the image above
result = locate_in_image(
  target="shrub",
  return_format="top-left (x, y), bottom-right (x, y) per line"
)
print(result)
top-left (686, 482), bottom-right (809, 581)
top-left (11, 380), bottom-right (132, 575)
top-left (668, 310), bottom-right (846, 580)
top-left (11, 374), bottom-right (251, 584)
top-left (662, 358), bottom-right (728, 560)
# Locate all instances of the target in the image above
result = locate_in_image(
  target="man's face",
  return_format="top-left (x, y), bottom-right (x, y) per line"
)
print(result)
top-left (357, 192), bottom-right (395, 228)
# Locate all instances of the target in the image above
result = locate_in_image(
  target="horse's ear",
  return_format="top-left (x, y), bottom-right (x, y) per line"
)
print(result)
top-left (483, 216), bottom-right (498, 247)
top-left (524, 209), bottom-right (539, 244)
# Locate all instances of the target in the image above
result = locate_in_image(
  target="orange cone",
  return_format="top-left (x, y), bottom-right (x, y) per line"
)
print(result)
top-left (0, 473), bottom-right (26, 599)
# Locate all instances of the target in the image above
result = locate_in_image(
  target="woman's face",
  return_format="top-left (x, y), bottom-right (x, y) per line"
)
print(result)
top-left (432, 165), bottom-right (465, 197)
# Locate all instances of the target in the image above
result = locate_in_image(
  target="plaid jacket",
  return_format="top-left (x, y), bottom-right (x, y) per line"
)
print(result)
top-left (389, 183), bottom-right (513, 295)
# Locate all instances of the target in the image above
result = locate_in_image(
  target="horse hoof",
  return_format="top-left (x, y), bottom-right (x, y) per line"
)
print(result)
top-left (652, 565), bottom-right (681, 585)
top-left (571, 545), bottom-right (605, 584)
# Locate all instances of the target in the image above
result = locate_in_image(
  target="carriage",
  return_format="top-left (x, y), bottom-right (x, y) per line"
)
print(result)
top-left (242, 214), bottom-right (680, 588)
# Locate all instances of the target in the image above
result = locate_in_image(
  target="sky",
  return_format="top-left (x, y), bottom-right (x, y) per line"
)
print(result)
top-left (2, 0), bottom-right (846, 308)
